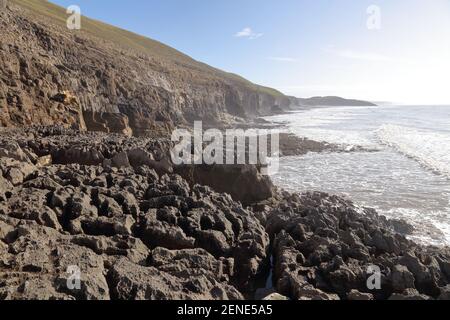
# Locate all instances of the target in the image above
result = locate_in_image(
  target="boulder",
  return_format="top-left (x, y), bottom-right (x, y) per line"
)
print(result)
top-left (36, 155), bottom-right (52, 167)
top-left (1, 158), bottom-right (36, 186)
top-left (0, 141), bottom-right (29, 162)
top-left (111, 152), bottom-right (130, 168)
top-left (149, 247), bottom-right (234, 282)
top-left (389, 289), bottom-right (431, 300)
top-left (7, 189), bottom-right (61, 230)
top-left (127, 148), bottom-right (154, 167)
top-left (54, 245), bottom-right (110, 300)
top-left (108, 258), bottom-right (243, 300)
top-left (438, 285), bottom-right (450, 300)
top-left (0, 174), bottom-right (13, 201)
top-left (391, 265), bottom-right (415, 292)
top-left (262, 293), bottom-right (289, 301)
top-left (390, 219), bottom-right (415, 235)
top-left (176, 164), bottom-right (275, 205)
top-left (347, 290), bottom-right (374, 301)
top-left (1, 128), bottom-right (450, 302)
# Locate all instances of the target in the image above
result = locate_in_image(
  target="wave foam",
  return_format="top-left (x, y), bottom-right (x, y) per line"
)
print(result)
top-left (376, 124), bottom-right (450, 178)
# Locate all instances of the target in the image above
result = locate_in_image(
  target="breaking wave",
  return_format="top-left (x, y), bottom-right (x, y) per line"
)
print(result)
top-left (376, 124), bottom-right (450, 178)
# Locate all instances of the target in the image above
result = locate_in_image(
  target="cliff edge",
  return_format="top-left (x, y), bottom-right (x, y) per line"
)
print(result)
top-left (0, 0), bottom-right (291, 136)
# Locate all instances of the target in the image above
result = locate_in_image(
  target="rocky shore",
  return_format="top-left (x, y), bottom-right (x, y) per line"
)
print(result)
top-left (1, 127), bottom-right (450, 300)
top-left (277, 133), bottom-right (376, 157)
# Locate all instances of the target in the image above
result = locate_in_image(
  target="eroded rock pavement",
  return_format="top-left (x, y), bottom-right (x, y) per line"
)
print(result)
top-left (0, 127), bottom-right (450, 300)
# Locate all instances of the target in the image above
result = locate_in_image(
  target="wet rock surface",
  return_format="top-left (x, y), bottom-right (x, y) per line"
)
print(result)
top-left (1, 127), bottom-right (450, 300)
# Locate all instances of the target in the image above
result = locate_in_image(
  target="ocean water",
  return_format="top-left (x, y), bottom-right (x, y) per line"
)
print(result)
top-left (264, 105), bottom-right (450, 246)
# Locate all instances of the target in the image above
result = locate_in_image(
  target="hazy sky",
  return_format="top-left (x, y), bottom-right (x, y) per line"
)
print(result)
top-left (51, 0), bottom-right (450, 104)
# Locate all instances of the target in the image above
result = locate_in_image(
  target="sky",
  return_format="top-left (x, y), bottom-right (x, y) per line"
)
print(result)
top-left (51, 0), bottom-right (450, 105)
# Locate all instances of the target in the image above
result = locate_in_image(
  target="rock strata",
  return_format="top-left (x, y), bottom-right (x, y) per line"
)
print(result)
top-left (1, 1), bottom-right (291, 135)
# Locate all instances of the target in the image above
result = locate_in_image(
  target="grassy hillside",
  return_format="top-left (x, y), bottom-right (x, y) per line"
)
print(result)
top-left (11, 0), bottom-right (284, 97)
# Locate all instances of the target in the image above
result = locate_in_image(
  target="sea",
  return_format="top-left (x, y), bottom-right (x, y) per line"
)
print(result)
top-left (264, 105), bottom-right (450, 246)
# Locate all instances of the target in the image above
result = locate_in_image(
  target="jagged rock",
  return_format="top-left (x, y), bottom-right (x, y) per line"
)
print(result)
top-left (127, 148), bottom-right (154, 167)
top-left (370, 230), bottom-right (401, 254)
top-left (72, 234), bottom-right (149, 265)
top-left (65, 192), bottom-right (98, 220)
top-left (23, 176), bottom-right (61, 191)
top-left (176, 164), bottom-right (275, 205)
top-left (139, 209), bottom-right (196, 250)
top-left (0, 220), bottom-right (15, 243)
top-left (0, 174), bottom-right (13, 201)
top-left (112, 190), bottom-right (139, 217)
top-left (438, 285), bottom-right (450, 300)
top-left (0, 141), bottom-right (29, 162)
top-left (262, 293), bottom-right (289, 301)
top-left (1, 222), bottom-right (110, 300)
top-left (390, 219), bottom-right (415, 235)
top-left (391, 265), bottom-right (416, 292)
top-left (36, 155), bottom-right (52, 167)
top-left (266, 192), bottom-right (450, 300)
top-left (254, 288), bottom-right (275, 300)
top-left (1, 128), bottom-right (450, 301)
top-left (389, 289), bottom-right (431, 300)
top-left (347, 290), bottom-right (374, 301)
top-left (328, 265), bottom-right (363, 296)
top-left (7, 189), bottom-right (61, 230)
top-left (0, 278), bottom-right (74, 300)
top-left (0, 158), bottom-right (36, 185)
top-left (53, 245), bottom-right (110, 300)
top-left (296, 284), bottom-right (340, 300)
top-left (396, 252), bottom-right (439, 295)
top-left (72, 215), bottom-right (135, 237)
top-left (437, 256), bottom-right (450, 278)
top-left (149, 247), bottom-right (234, 282)
top-left (149, 157), bottom-right (173, 175)
top-left (108, 258), bottom-right (243, 300)
top-left (54, 146), bottom-right (104, 166)
top-left (111, 152), bottom-right (130, 168)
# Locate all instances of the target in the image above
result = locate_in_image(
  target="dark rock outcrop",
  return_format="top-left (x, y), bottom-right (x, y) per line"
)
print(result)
top-left (0, 127), bottom-right (269, 299)
top-left (175, 164), bottom-right (275, 206)
top-left (257, 192), bottom-right (450, 300)
top-left (1, 127), bottom-right (450, 301)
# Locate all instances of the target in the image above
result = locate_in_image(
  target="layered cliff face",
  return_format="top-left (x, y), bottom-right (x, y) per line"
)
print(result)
top-left (0, 0), bottom-right (291, 137)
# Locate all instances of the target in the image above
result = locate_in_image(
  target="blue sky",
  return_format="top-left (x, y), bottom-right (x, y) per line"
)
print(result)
top-left (51, 0), bottom-right (450, 104)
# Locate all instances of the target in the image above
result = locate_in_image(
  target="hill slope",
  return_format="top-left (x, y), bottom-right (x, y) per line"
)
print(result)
top-left (294, 96), bottom-right (376, 107)
top-left (1, 0), bottom-right (290, 136)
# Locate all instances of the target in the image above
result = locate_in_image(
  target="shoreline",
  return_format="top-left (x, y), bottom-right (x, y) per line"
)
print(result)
top-left (263, 107), bottom-right (450, 247)
top-left (1, 126), bottom-right (450, 300)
